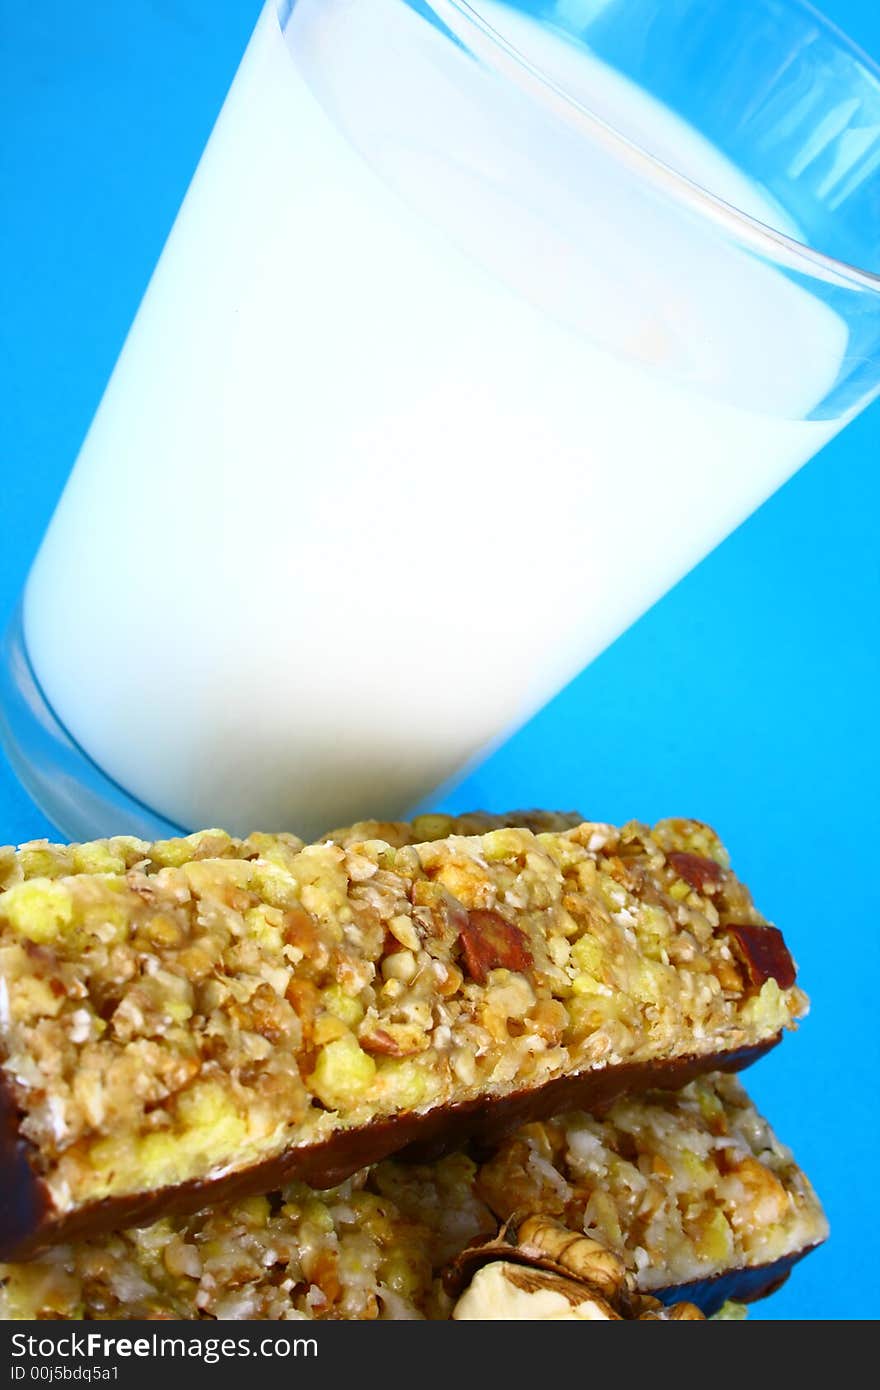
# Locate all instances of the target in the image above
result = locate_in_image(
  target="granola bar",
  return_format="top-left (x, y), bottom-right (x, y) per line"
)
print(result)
top-left (0, 1074), bottom-right (824, 1319)
top-left (459, 1072), bottom-right (827, 1311)
top-left (0, 819), bottom-right (803, 1257)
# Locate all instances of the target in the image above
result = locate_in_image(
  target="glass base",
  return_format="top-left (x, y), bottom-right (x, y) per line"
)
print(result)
top-left (0, 603), bottom-right (185, 843)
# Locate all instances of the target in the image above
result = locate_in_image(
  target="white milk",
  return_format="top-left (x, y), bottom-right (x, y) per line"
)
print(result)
top-left (23, 0), bottom-right (848, 838)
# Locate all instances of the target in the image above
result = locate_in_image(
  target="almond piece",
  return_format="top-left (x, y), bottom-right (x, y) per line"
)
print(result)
top-left (724, 923), bottom-right (796, 992)
top-left (667, 852), bottom-right (723, 894)
top-left (459, 909), bottom-right (533, 984)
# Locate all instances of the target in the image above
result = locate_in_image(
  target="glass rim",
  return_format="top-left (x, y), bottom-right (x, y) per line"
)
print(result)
top-left (424, 0), bottom-right (880, 294)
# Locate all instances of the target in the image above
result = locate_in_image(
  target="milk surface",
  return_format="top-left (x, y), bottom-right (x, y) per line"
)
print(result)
top-left (24, 0), bottom-right (847, 837)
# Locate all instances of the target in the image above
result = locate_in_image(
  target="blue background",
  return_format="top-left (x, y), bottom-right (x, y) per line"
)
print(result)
top-left (1, 0), bottom-right (877, 1320)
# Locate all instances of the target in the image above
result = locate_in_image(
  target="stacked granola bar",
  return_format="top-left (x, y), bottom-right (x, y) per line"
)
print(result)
top-left (0, 815), bottom-right (824, 1319)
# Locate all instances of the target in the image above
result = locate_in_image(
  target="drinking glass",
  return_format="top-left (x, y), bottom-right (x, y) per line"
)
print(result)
top-left (3, 0), bottom-right (879, 841)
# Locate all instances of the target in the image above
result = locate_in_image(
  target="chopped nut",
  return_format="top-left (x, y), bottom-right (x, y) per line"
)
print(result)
top-left (712, 954), bottom-right (744, 995)
top-left (388, 915), bottom-right (421, 952)
top-left (667, 852), bottom-right (723, 894)
top-left (725, 924), bottom-right (796, 993)
top-left (459, 909), bottom-right (533, 984)
top-left (359, 1022), bottom-right (428, 1058)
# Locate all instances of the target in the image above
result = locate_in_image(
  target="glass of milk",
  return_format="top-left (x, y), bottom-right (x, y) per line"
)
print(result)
top-left (3, 0), bottom-right (880, 842)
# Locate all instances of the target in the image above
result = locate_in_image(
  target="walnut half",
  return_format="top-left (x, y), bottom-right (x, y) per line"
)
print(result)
top-left (447, 1214), bottom-right (705, 1321)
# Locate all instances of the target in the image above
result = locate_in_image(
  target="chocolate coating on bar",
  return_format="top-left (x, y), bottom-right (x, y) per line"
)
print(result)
top-left (0, 1038), bottom-right (777, 1260)
top-left (652, 1249), bottom-right (817, 1316)
top-left (0, 1083), bottom-right (51, 1262)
